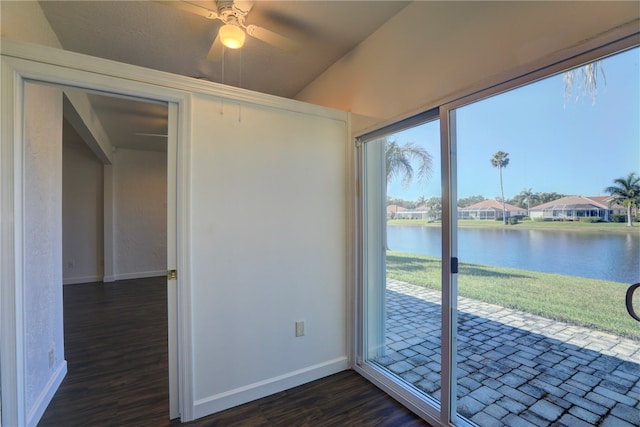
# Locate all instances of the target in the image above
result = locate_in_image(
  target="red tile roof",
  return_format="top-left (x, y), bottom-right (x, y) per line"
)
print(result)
top-left (531, 195), bottom-right (624, 210)
top-left (460, 199), bottom-right (526, 212)
top-left (387, 204), bottom-right (406, 213)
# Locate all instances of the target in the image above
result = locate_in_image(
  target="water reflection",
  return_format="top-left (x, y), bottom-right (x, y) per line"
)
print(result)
top-left (387, 225), bottom-right (640, 284)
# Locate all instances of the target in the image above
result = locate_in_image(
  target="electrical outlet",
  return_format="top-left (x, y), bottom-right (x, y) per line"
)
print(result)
top-left (295, 320), bottom-right (304, 337)
top-left (48, 349), bottom-right (54, 368)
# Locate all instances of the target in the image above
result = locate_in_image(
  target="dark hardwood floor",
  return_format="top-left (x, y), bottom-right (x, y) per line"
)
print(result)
top-left (178, 370), bottom-right (429, 427)
top-left (39, 277), bottom-right (429, 426)
top-left (39, 277), bottom-right (170, 426)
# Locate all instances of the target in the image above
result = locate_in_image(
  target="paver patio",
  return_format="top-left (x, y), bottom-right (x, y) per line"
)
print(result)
top-left (373, 279), bottom-right (640, 426)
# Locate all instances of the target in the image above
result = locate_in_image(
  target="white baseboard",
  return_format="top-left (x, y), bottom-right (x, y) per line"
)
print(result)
top-left (63, 275), bottom-right (102, 285)
top-left (192, 357), bottom-right (349, 421)
top-left (27, 360), bottom-right (67, 427)
top-left (109, 270), bottom-right (166, 282)
top-left (65, 270), bottom-right (165, 284)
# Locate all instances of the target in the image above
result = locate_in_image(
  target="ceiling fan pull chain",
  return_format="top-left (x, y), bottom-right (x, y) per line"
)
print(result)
top-left (220, 50), bottom-right (225, 116)
top-left (238, 49), bottom-right (242, 123)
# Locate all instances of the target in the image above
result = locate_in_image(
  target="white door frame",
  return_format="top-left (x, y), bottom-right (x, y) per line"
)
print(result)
top-left (1, 41), bottom-right (194, 425)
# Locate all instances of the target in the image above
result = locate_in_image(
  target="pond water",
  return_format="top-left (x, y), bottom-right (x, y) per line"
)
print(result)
top-left (387, 225), bottom-right (640, 284)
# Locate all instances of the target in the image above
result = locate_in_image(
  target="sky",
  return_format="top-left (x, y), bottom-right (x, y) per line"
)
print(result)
top-left (386, 46), bottom-right (640, 202)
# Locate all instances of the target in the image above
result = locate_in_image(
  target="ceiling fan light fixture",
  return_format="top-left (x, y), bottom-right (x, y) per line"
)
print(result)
top-left (219, 24), bottom-right (245, 49)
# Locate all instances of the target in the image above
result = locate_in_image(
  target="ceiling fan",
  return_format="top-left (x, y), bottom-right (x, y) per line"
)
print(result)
top-left (161, 0), bottom-right (300, 61)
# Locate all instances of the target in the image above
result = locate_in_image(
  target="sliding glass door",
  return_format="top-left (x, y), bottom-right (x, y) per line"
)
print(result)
top-left (357, 44), bottom-right (639, 427)
top-left (451, 46), bottom-right (640, 427)
top-left (359, 113), bottom-right (447, 420)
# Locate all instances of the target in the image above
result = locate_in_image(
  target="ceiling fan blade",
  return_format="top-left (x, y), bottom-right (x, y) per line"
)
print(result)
top-left (206, 33), bottom-right (224, 61)
top-left (245, 24), bottom-right (300, 53)
top-left (233, 0), bottom-right (255, 15)
top-left (158, 1), bottom-right (218, 20)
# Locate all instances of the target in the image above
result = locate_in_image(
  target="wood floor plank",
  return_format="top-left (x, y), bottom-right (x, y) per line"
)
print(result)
top-left (180, 371), bottom-right (430, 427)
top-left (39, 278), bottom-right (429, 426)
top-left (39, 277), bottom-right (170, 427)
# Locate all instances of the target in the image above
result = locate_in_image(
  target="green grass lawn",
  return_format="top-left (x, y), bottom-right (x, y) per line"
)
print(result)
top-left (388, 219), bottom-right (639, 234)
top-left (386, 251), bottom-right (640, 340)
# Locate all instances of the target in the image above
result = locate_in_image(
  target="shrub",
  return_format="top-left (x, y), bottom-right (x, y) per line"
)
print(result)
top-left (610, 214), bottom-right (627, 223)
top-left (532, 217), bottom-right (551, 222)
top-left (580, 217), bottom-right (602, 223)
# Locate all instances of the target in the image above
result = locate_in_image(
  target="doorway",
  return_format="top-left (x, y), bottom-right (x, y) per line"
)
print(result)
top-left (60, 88), bottom-right (170, 287)
top-left (0, 63), bottom-right (183, 425)
top-left (33, 86), bottom-right (172, 423)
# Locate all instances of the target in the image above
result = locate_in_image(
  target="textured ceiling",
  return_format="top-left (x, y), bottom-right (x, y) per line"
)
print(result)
top-left (37, 1), bottom-right (408, 152)
top-left (40, 0), bottom-right (409, 98)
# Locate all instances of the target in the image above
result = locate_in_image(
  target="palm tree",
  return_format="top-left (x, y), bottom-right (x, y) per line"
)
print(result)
top-left (385, 140), bottom-right (433, 188)
top-left (383, 140), bottom-right (433, 249)
top-left (490, 151), bottom-right (510, 225)
top-left (520, 188), bottom-right (539, 217)
top-left (563, 60), bottom-right (606, 105)
top-left (604, 172), bottom-right (640, 227)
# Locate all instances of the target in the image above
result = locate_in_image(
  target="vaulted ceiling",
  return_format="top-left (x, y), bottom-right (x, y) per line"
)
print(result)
top-left (35, 1), bottom-right (409, 152)
top-left (40, 1), bottom-right (409, 98)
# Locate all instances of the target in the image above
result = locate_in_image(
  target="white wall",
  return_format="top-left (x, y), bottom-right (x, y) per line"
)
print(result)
top-left (0, 0), bottom-right (62, 48)
top-left (23, 82), bottom-right (67, 427)
top-left (63, 127), bottom-right (167, 284)
top-left (189, 96), bottom-right (348, 417)
top-left (62, 120), bottom-right (104, 284)
top-left (1, 5), bottom-right (65, 426)
top-left (111, 148), bottom-right (167, 280)
top-left (296, 1), bottom-right (639, 134)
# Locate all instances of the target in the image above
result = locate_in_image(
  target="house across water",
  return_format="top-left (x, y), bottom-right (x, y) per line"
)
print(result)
top-left (458, 199), bottom-right (526, 220)
top-left (529, 195), bottom-right (625, 221)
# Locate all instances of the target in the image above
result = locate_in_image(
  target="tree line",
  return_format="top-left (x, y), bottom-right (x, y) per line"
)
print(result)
top-left (388, 191), bottom-right (569, 211)
top-left (386, 142), bottom-right (639, 226)
top-left (385, 144), bottom-right (606, 211)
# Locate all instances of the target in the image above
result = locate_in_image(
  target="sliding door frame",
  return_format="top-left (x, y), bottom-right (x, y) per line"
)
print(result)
top-left (354, 108), bottom-right (447, 427)
top-left (353, 26), bottom-right (639, 427)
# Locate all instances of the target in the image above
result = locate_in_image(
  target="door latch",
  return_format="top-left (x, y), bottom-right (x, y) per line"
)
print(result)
top-left (167, 269), bottom-right (177, 280)
top-left (451, 257), bottom-right (459, 274)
